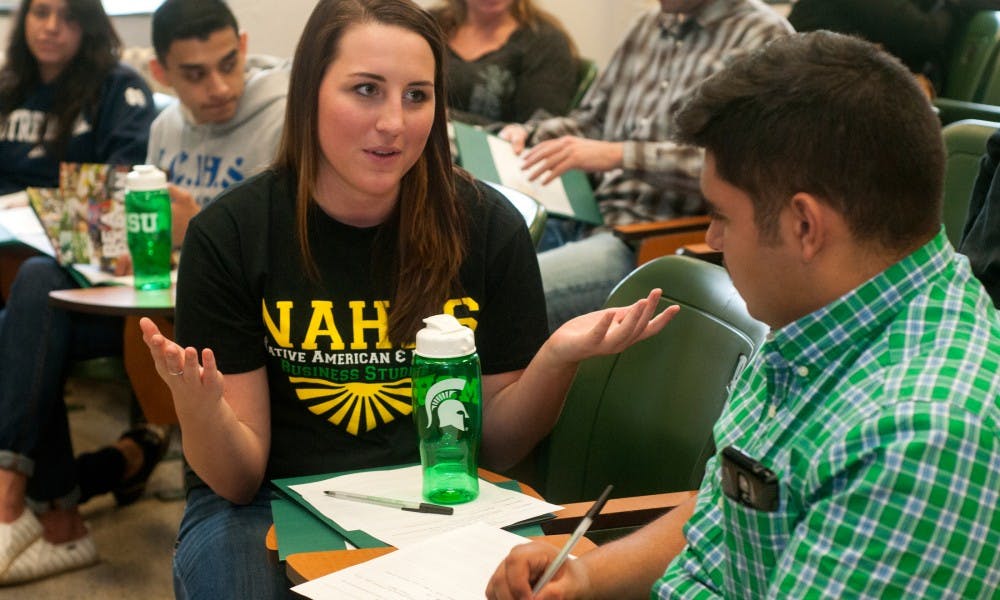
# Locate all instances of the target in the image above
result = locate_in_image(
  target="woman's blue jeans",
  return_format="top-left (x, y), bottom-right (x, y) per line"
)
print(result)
top-left (173, 486), bottom-right (290, 599)
top-left (0, 255), bottom-right (122, 507)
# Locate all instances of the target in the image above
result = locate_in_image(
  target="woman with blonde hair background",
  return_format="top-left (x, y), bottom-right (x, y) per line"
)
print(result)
top-left (430, 0), bottom-right (579, 125)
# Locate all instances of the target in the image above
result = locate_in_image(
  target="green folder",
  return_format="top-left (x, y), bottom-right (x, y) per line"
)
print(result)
top-left (452, 121), bottom-right (603, 225)
top-left (271, 464), bottom-right (549, 559)
top-left (271, 495), bottom-right (350, 559)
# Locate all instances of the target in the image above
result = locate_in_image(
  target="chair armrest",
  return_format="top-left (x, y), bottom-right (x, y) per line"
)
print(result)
top-left (612, 215), bottom-right (711, 241)
top-left (935, 97), bottom-right (1000, 126)
top-left (676, 242), bottom-right (723, 266)
top-left (541, 490), bottom-right (696, 535)
top-left (613, 216), bottom-right (711, 265)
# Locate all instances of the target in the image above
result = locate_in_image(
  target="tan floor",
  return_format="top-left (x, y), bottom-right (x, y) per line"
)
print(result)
top-left (3, 377), bottom-right (183, 600)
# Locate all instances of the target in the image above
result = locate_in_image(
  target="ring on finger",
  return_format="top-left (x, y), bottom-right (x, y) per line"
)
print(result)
top-left (168, 370), bottom-right (184, 376)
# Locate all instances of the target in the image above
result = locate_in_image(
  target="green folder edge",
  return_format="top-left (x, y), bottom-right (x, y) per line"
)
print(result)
top-left (0, 223), bottom-right (15, 247)
top-left (271, 464), bottom-right (550, 560)
top-left (452, 121), bottom-right (603, 226)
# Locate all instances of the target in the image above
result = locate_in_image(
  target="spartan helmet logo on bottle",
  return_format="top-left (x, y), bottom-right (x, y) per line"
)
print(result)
top-left (412, 315), bottom-right (482, 504)
top-left (424, 378), bottom-right (470, 432)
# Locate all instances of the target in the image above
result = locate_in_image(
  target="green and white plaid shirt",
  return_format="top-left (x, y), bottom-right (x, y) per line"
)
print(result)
top-left (654, 231), bottom-right (1000, 598)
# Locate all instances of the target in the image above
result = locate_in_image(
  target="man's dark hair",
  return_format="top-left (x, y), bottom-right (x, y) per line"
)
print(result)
top-left (674, 31), bottom-right (944, 251)
top-left (152, 0), bottom-right (239, 62)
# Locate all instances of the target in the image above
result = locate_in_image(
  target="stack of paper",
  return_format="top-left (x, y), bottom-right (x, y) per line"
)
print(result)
top-left (0, 199), bottom-right (54, 256)
top-left (291, 522), bottom-right (531, 600)
top-left (287, 465), bottom-right (562, 549)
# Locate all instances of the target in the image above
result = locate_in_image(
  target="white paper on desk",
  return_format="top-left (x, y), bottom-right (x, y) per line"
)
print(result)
top-left (0, 191), bottom-right (28, 210)
top-left (290, 522), bottom-right (530, 600)
top-left (67, 263), bottom-right (131, 286)
top-left (0, 205), bottom-right (55, 256)
top-left (66, 264), bottom-right (179, 287)
top-left (289, 465), bottom-right (562, 548)
top-left (486, 135), bottom-right (574, 217)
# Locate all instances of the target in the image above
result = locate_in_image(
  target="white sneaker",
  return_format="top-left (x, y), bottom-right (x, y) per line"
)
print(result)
top-left (0, 533), bottom-right (98, 585)
top-left (0, 510), bottom-right (42, 572)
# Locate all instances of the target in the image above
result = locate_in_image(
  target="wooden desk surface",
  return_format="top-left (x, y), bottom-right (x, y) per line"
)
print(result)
top-left (49, 285), bottom-right (174, 317)
top-left (285, 533), bottom-right (596, 585)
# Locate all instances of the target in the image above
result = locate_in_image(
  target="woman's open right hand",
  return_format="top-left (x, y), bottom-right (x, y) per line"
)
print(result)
top-left (138, 316), bottom-right (224, 410)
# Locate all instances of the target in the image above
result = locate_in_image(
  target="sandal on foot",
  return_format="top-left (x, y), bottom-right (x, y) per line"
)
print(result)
top-left (0, 533), bottom-right (98, 585)
top-left (113, 425), bottom-right (169, 507)
top-left (0, 510), bottom-right (42, 573)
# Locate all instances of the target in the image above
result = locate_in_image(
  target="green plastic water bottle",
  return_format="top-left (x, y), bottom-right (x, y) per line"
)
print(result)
top-left (411, 314), bottom-right (482, 504)
top-left (125, 165), bottom-right (172, 290)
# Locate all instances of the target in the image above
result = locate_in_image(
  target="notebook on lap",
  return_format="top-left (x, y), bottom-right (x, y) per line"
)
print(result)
top-left (452, 121), bottom-right (603, 225)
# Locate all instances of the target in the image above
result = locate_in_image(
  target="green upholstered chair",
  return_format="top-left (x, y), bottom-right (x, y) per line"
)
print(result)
top-left (569, 57), bottom-right (598, 110)
top-left (935, 11), bottom-right (1000, 124)
top-left (942, 119), bottom-right (998, 247)
top-left (483, 181), bottom-right (548, 248)
top-left (515, 255), bottom-right (768, 505)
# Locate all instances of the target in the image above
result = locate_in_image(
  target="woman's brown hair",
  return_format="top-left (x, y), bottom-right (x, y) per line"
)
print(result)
top-left (274, 0), bottom-right (467, 344)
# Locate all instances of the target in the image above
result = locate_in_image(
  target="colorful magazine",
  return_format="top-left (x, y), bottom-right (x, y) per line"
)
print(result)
top-left (26, 163), bottom-right (131, 285)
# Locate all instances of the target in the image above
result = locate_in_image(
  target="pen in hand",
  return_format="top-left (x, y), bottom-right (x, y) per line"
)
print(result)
top-left (532, 484), bottom-right (613, 594)
top-left (323, 490), bottom-right (454, 515)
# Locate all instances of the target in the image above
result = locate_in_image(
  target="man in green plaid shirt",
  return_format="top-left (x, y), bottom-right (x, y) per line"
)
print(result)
top-left (487, 31), bottom-right (1000, 600)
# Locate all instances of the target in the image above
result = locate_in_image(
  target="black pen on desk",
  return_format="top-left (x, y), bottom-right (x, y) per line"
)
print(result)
top-left (532, 484), bottom-right (613, 594)
top-left (323, 490), bottom-right (454, 515)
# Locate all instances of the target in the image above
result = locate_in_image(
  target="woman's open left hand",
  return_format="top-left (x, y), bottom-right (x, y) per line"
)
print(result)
top-left (546, 288), bottom-right (678, 364)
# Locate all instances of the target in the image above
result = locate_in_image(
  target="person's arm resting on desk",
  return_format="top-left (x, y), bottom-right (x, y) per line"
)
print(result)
top-left (487, 492), bottom-right (697, 599)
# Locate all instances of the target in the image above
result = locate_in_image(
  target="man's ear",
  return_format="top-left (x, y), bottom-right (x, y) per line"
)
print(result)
top-left (149, 57), bottom-right (170, 89)
top-left (787, 192), bottom-right (826, 262)
top-left (239, 31), bottom-right (248, 56)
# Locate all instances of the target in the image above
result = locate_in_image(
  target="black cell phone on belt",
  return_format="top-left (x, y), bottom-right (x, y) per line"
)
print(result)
top-left (720, 446), bottom-right (779, 512)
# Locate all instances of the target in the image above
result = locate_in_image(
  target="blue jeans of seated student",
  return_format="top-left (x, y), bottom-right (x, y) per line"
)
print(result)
top-left (0, 255), bottom-right (123, 508)
top-left (537, 216), bottom-right (590, 253)
top-left (173, 486), bottom-right (290, 600)
top-left (537, 226), bottom-right (637, 333)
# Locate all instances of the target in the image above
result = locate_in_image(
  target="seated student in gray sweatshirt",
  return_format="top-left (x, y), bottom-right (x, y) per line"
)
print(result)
top-left (70, 0), bottom-right (289, 509)
top-left (146, 0), bottom-right (289, 245)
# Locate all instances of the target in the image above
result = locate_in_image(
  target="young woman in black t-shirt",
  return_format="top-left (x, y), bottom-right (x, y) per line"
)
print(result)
top-left (139, 1), bottom-right (676, 596)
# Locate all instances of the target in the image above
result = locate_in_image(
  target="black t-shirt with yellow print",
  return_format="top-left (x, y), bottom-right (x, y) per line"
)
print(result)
top-left (175, 169), bottom-right (547, 488)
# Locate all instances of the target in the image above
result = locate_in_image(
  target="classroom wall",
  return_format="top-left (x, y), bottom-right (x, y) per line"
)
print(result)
top-left (0, 0), bottom-right (660, 70)
top-left (0, 1), bottom-right (790, 70)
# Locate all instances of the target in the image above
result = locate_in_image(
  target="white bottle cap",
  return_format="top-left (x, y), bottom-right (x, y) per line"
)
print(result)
top-left (126, 164), bottom-right (167, 192)
top-left (414, 314), bottom-right (476, 358)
